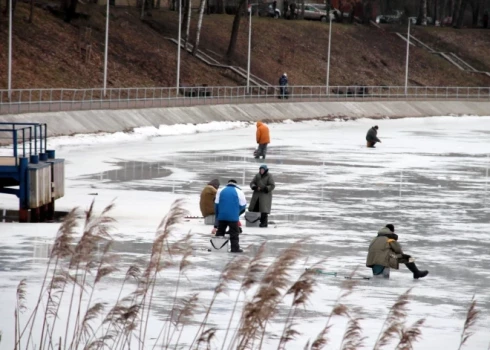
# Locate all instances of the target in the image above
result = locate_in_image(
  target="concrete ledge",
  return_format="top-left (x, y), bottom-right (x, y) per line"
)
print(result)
top-left (0, 101), bottom-right (489, 139)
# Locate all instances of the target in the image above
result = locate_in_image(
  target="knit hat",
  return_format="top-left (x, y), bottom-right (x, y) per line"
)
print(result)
top-left (208, 179), bottom-right (220, 189)
top-left (259, 164), bottom-right (268, 171)
top-left (374, 125), bottom-right (379, 130)
top-left (385, 224), bottom-right (395, 232)
top-left (228, 179), bottom-right (237, 184)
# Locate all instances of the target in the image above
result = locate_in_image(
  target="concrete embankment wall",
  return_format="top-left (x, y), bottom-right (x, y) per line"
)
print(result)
top-left (1, 101), bottom-right (489, 138)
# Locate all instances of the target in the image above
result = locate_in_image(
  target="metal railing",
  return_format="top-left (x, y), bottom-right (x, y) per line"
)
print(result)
top-left (0, 85), bottom-right (489, 115)
top-left (0, 123), bottom-right (47, 163)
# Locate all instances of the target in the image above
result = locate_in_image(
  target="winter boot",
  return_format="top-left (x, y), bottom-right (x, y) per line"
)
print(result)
top-left (259, 213), bottom-right (268, 228)
top-left (230, 248), bottom-right (243, 253)
top-left (405, 262), bottom-right (429, 279)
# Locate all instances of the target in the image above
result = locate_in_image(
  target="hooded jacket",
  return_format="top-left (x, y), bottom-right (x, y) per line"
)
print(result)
top-left (256, 122), bottom-right (270, 145)
top-left (214, 183), bottom-right (247, 222)
top-left (200, 179), bottom-right (220, 217)
top-left (366, 227), bottom-right (404, 269)
top-left (366, 127), bottom-right (380, 143)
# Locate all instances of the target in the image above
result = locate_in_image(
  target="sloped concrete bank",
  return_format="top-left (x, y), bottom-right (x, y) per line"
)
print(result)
top-left (1, 101), bottom-right (489, 138)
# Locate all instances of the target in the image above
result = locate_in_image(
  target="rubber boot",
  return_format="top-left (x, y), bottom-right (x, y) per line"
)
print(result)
top-left (405, 262), bottom-right (429, 279)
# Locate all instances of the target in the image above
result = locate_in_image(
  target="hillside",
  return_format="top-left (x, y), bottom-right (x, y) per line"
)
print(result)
top-left (0, 3), bottom-right (489, 90)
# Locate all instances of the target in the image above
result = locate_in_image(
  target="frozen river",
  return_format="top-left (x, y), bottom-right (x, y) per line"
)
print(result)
top-left (1, 116), bottom-right (490, 349)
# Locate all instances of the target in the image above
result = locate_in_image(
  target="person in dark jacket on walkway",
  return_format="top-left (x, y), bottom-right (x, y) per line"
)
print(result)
top-left (366, 224), bottom-right (429, 279)
top-left (279, 73), bottom-right (288, 99)
top-left (214, 179), bottom-right (247, 253)
top-left (249, 165), bottom-right (275, 227)
top-left (366, 125), bottom-right (381, 148)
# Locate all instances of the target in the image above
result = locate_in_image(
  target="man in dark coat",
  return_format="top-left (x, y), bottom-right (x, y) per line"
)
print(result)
top-left (249, 165), bottom-right (275, 227)
top-left (366, 224), bottom-right (429, 279)
top-left (279, 73), bottom-right (288, 99)
top-left (366, 125), bottom-right (381, 148)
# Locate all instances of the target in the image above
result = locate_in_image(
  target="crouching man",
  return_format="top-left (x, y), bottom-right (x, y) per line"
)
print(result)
top-left (366, 224), bottom-right (429, 279)
top-left (214, 179), bottom-right (247, 253)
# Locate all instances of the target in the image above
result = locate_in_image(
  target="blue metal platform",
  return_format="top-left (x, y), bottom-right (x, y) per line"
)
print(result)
top-left (0, 122), bottom-right (64, 222)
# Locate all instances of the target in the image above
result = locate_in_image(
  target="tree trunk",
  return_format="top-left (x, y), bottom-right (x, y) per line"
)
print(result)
top-left (28, 0), bottom-right (34, 23)
top-left (452, 0), bottom-right (461, 25)
top-left (216, 0), bottom-right (223, 13)
top-left (184, 0), bottom-right (192, 49)
top-left (419, 0), bottom-right (428, 24)
top-left (64, 0), bottom-right (78, 23)
top-left (226, 0), bottom-right (246, 59)
top-left (338, 0), bottom-right (343, 22)
top-left (433, 0), bottom-right (438, 23)
top-left (441, 0), bottom-right (448, 23)
top-left (455, 0), bottom-right (468, 26)
top-left (192, 0), bottom-right (206, 55)
top-left (470, 0), bottom-right (480, 26)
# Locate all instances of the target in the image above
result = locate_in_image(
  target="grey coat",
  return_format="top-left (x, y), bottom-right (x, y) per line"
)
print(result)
top-left (249, 172), bottom-right (275, 214)
top-left (366, 127), bottom-right (380, 142)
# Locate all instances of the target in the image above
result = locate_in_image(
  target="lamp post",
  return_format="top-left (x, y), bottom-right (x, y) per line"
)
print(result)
top-left (404, 19), bottom-right (411, 95)
top-left (326, 15), bottom-right (332, 94)
top-left (177, 0), bottom-right (182, 97)
top-left (103, 0), bottom-right (110, 97)
top-left (8, 0), bottom-right (13, 100)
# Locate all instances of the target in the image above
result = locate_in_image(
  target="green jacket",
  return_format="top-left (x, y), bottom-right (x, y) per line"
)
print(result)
top-left (249, 172), bottom-right (275, 214)
top-left (366, 227), bottom-right (404, 269)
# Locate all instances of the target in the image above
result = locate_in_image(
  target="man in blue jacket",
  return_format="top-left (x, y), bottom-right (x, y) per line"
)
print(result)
top-left (214, 179), bottom-right (247, 253)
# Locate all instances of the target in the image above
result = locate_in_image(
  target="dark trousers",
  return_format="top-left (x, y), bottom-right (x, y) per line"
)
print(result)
top-left (255, 144), bottom-right (268, 159)
top-left (252, 201), bottom-right (268, 226)
top-left (216, 220), bottom-right (240, 251)
top-left (367, 141), bottom-right (377, 148)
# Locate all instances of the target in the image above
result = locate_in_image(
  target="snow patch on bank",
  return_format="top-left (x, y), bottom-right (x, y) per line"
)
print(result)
top-left (48, 121), bottom-right (252, 149)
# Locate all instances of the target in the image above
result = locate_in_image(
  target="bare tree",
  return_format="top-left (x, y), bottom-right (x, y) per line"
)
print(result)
top-left (64, 0), bottom-right (79, 23)
top-left (452, 0), bottom-right (461, 25)
top-left (184, 0), bottom-right (192, 49)
top-left (419, 0), bottom-right (428, 24)
top-left (28, 0), bottom-right (34, 23)
top-left (455, 0), bottom-right (468, 26)
top-left (192, 0), bottom-right (206, 55)
top-left (226, 0), bottom-right (247, 59)
top-left (216, 0), bottom-right (224, 13)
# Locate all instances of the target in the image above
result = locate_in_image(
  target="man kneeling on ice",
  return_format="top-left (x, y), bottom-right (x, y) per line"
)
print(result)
top-left (366, 125), bottom-right (381, 148)
top-left (366, 224), bottom-right (429, 279)
top-left (214, 179), bottom-right (247, 253)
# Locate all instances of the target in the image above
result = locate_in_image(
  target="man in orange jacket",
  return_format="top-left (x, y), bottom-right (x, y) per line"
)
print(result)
top-left (255, 121), bottom-right (270, 159)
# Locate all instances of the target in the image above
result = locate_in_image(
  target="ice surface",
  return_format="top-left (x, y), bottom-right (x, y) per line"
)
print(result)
top-left (1, 116), bottom-right (490, 349)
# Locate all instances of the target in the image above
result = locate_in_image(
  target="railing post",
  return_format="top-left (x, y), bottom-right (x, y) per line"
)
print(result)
top-left (13, 129), bottom-right (18, 160)
top-left (22, 128), bottom-right (26, 159)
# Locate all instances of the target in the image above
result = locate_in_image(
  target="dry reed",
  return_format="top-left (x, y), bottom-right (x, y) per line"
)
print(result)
top-left (11, 200), bottom-right (484, 350)
top-left (458, 295), bottom-right (479, 350)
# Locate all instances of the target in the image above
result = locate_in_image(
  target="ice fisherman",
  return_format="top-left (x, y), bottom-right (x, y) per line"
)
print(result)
top-left (200, 179), bottom-right (220, 218)
top-left (214, 179), bottom-right (247, 253)
top-left (279, 73), bottom-right (288, 99)
top-left (255, 121), bottom-right (270, 159)
top-left (366, 224), bottom-right (429, 279)
top-left (249, 165), bottom-right (275, 228)
top-left (366, 125), bottom-right (381, 148)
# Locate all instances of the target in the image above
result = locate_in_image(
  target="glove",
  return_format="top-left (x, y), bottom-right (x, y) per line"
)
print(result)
top-left (251, 184), bottom-right (258, 191)
top-left (262, 187), bottom-right (269, 193)
top-left (402, 254), bottom-right (411, 260)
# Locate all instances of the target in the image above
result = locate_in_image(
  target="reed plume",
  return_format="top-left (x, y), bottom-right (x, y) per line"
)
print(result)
top-left (458, 296), bottom-right (479, 350)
